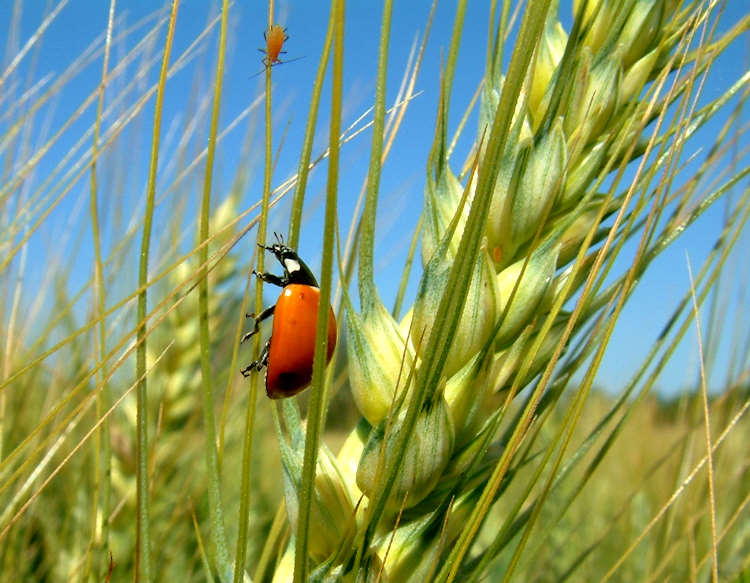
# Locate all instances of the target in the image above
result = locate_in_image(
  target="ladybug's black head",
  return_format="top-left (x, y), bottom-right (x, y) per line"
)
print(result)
top-left (260, 233), bottom-right (319, 287)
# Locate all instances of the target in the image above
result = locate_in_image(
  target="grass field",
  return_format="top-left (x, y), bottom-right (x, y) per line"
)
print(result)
top-left (1, 0), bottom-right (749, 581)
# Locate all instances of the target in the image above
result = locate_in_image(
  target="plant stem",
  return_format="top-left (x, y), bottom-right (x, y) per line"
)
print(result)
top-left (136, 2), bottom-right (179, 581)
top-left (198, 0), bottom-right (231, 575)
top-left (87, 0), bottom-right (116, 579)
top-left (293, 0), bottom-right (344, 580)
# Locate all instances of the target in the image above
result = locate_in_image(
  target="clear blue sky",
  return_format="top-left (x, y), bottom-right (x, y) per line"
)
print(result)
top-left (2, 1), bottom-right (748, 396)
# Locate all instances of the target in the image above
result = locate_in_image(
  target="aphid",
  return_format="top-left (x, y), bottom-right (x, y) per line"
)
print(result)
top-left (261, 24), bottom-right (289, 68)
top-left (250, 24), bottom-right (302, 79)
top-left (241, 234), bottom-right (337, 399)
top-left (250, 24), bottom-right (303, 78)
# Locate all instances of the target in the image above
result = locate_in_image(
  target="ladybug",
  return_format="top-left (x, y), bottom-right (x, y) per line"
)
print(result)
top-left (241, 234), bottom-right (337, 399)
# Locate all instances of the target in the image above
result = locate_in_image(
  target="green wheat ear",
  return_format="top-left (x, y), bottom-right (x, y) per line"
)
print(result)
top-left (308, 0), bottom-right (750, 580)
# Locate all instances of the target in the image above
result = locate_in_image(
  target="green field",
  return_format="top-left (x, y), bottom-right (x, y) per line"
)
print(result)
top-left (1, 1), bottom-right (748, 581)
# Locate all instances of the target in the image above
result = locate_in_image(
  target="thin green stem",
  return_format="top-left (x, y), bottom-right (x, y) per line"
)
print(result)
top-left (358, 0), bottom-right (393, 313)
top-left (686, 258), bottom-right (719, 583)
top-left (135, 2), bottom-right (178, 581)
top-left (442, 0), bottom-right (468, 123)
top-left (87, 1), bottom-right (116, 579)
top-left (293, 0), bottom-right (344, 580)
top-left (198, 0), bottom-right (230, 576)
top-left (392, 217), bottom-right (421, 319)
top-left (232, 297), bottom-right (261, 583)
top-left (288, 10), bottom-right (335, 249)
top-left (233, 4), bottom-right (276, 581)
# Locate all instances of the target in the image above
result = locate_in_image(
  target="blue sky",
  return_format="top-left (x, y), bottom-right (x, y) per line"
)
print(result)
top-left (2, 0), bottom-right (748, 396)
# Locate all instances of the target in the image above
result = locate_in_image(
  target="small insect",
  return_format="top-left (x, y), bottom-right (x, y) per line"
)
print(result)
top-left (261, 24), bottom-right (289, 68)
top-left (250, 24), bottom-right (302, 78)
top-left (241, 234), bottom-right (337, 399)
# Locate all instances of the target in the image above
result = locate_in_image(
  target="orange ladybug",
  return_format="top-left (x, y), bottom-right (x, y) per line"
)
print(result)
top-left (241, 234), bottom-right (337, 398)
top-left (260, 24), bottom-right (289, 68)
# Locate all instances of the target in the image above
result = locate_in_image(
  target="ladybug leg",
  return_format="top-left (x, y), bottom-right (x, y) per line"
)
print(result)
top-left (240, 339), bottom-right (270, 377)
top-left (240, 304), bottom-right (275, 344)
top-left (252, 269), bottom-right (286, 287)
